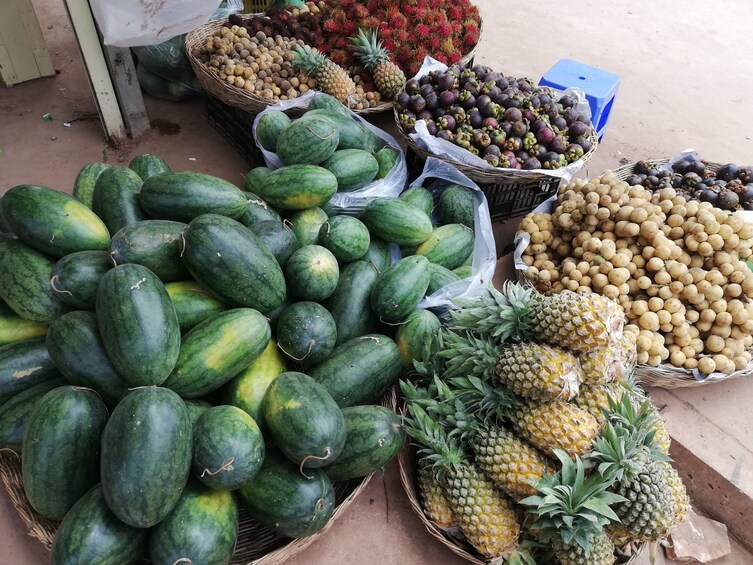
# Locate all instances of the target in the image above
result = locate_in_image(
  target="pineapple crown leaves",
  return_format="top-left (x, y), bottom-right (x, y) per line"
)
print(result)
top-left (603, 392), bottom-right (671, 459)
top-left (437, 328), bottom-right (497, 381)
top-left (519, 450), bottom-right (627, 551)
top-left (445, 374), bottom-right (520, 424)
top-left (411, 331), bottom-right (446, 379)
top-left (587, 421), bottom-right (655, 486)
top-left (348, 27), bottom-right (392, 72)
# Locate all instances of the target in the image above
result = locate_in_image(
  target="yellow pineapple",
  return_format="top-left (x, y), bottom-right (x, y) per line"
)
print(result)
top-left (292, 44), bottom-right (355, 103)
top-left (417, 461), bottom-right (455, 528)
top-left (513, 400), bottom-right (600, 458)
top-left (451, 282), bottom-right (625, 354)
top-left (579, 332), bottom-right (637, 385)
top-left (349, 28), bottom-right (406, 100)
top-left (659, 462), bottom-right (690, 531)
top-left (440, 329), bottom-right (582, 401)
top-left (574, 382), bottom-right (623, 426)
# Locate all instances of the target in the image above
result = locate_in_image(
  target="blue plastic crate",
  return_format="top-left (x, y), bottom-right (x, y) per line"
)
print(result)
top-left (538, 59), bottom-right (620, 140)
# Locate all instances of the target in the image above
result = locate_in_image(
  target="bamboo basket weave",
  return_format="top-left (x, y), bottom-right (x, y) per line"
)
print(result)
top-left (0, 388), bottom-right (397, 564)
top-left (185, 19), bottom-right (392, 115)
top-left (397, 442), bottom-right (645, 564)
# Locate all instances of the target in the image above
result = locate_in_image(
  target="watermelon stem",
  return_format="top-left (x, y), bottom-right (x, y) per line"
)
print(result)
top-left (201, 456), bottom-right (236, 477)
top-left (278, 339), bottom-right (316, 362)
top-left (171, 559), bottom-right (192, 565)
top-left (0, 447), bottom-right (19, 458)
top-left (299, 447), bottom-right (331, 478)
top-left (303, 124), bottom-right (338, 142)
top-left (49, 275), bottom-right (74, 297)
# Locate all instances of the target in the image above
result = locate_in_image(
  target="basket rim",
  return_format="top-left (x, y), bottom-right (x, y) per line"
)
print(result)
top-left (185, 18), bottom-right (393, 115)
top-left (611, 157), bottom-right (749, 182)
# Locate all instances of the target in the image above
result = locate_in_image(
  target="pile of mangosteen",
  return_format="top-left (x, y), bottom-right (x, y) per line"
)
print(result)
top-left (626, 159), bottom-right (753, 211)
top-left (394, 62), bottom-right (596, 170)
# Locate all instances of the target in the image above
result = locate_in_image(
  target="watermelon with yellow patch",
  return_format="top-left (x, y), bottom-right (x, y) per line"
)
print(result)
top-left (257, 165), bottom-right (338, 210)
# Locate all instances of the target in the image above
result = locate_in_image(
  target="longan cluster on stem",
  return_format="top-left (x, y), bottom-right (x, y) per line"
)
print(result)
top-left (518, 171), bottom-right (753, 374)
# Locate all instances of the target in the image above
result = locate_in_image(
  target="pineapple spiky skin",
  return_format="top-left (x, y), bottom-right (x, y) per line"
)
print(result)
top-left (574, 382), bottom-right (623, 427)
top-left (441, 331), bottom-right (582, 401)
top-left (292, 44), bottom-right (356, 103)
top-left (553, 531), bottom-right (616, 565)
top-left (444, 463), bottom-right (520, 557)
top-left (513, 400), bottom-right (599, 458)
top-left (349, 28), bottom-right (405, 99)
top-left (645, 403), bottom-right (671, 455)
top-left (614, 459), bottom-right (675, 541)
top-left (417, 461), bottom-right (455, 529)
top-left (579, 332), bottom-right (637, 385)
top-left (471, 425), bottom-right (553, 500)
top-left (659, 462), bottom-right (690, 531)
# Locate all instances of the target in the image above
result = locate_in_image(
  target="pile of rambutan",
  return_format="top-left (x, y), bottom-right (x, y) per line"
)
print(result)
top-left (319, 0), bottom-right (481, 76)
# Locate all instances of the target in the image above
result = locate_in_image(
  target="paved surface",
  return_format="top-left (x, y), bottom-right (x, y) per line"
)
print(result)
top-left (1, 0), bottom-right (753, 563)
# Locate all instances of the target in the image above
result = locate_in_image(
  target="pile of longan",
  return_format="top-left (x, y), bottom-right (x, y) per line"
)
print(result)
top-left (518, 171), bottom-right (753, 374)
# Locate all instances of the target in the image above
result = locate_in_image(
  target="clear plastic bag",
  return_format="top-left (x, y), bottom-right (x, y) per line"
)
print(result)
top-left (132, 36), bottom-right (192, 82)
top-left (252, 90), bottom-right (408, 215)
top-left (91, 0), bottom-right (243, 47)
top-left (136, 64), bottom-right (203, 101)
top-left (406, 57), bottom-right (592, 183)
top-left (412, 157), bottom-right (497, 316)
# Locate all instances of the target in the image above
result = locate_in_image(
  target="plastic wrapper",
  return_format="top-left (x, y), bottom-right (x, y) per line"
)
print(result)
top-left (252, 91), bottom-right (408, 215)
top-left (405, 57), bottom-right (592, 183)
top-left (132, 36), bottom-right (193, 82)
top-left (136, 64), bottom-right (203, 101)
top-left (92, 0), bottom-right (242, 47)
top-left (411, 157), bottom-right (497, 316)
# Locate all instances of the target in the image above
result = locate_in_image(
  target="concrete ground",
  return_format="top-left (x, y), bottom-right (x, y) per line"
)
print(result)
top-left (1, 0), bottom-right (753, 563)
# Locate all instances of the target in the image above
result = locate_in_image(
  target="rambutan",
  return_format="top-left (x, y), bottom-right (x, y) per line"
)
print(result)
top-left (448, 5), bottom-right (463, 20)
top-left (428, 0), bottom-right (442, 9)
top-left (464, 21), bottom-right (480, 36)
top-left (434, 53), bottom-right (448, 65)
top-left (335, 36), bottom-right (350, 49)
top-left (389, 14), bottom-right (408, 29)
top-left (385, 5), bottom-right (401, 20)
top-left (447, 51), bottom-right (461, 64)
top-left (394, 29), bottom-right (410, 44)
top-left (428, 36), bottom-right (441, 51)
top-left (331, 50), bottom-right (347, 65)
top-left (464, 32), bottom-right (479, 46)
top-left (383, 39), bottom-right (398, 53)
top-left (354, 4), bottom-right (369, 19)
top-left (440, 38), bottom-right (455, 53)
top-left (415, 23), bottom-right (430, 39)
top-left (436, 21), bottom-right (453, 38)
top-left (323, 19), bottom-right (339, 33)
top-left (339, 0), bottom-right (356, 9)
top-left (363, 16), bottom-right (381, 30)
top-left (451, 21), bottom-right (463, 35)
top-left (381, 26), bottom-right (393, 39)
top-left (365, 0), bottom-right (381, 12)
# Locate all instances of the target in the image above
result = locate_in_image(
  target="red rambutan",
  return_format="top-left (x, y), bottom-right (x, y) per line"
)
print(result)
top-left (428, 0), bottom-right (443, 9)
top-left (447, 51), bottom-right (461, 64)
top-left (381, 27), bottom-right (393, 39)
top-left (434, 53), bottom-right (448, 64)
top-left (389, 14), bottom-right (408, 29)
top-left (323, 19), bottom-right (339, 33)
top-left (385, 6), bottom-right (401, 20)
top-left (331, 50), bottom-right (346, 65)
top-left (464, 32), bottom-right (479, 46)
top-left (383, 39), bottom-right (397, 52)
top-left (436, 21), bottom-right (453, 38)
top-left (464, 21), bottom-right (480, 36)
top-left (415, 23), bottom-right (430, 38)
top-left (354, 4), bottom-right (369, 19)
top-left (343, 21), bottom-right (357, 35)
top-left (451, 21), bottom-right (463, 35)
top-left (394, 29), bottom-right (410, 43)
top-left (364, 16), bottom-right (381, 30)
top-left (448, 5), bottom-right (463, 21)
top-left (428, 36), bottom-right (441, 51)
top-left (339, 0), bottom-right (356, 9)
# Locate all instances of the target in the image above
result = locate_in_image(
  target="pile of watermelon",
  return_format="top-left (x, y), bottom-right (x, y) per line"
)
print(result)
top-left (0, 148), bottom-right (478, 563)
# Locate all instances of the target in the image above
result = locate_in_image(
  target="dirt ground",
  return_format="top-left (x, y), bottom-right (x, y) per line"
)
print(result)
top-left (1, 0), bottom-right (753, 563)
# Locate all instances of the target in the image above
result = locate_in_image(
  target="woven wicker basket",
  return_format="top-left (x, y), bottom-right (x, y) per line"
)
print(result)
top-left (397, 442), bottom-right (645, 564)
top-left (185, 19), bottom-right (393, 115)
top-left (0, 388), bottom-right (397, 564)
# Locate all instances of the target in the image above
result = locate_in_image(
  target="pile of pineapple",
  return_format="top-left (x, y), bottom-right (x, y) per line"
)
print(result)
top-left (402, 282), bottom-right (690, 565)
top-left (518, 171), bottom-right (753, 374)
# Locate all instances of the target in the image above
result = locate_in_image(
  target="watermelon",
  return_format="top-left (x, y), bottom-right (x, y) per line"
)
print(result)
top-left (361, 198), bottom-right (433, 246)
top-left (129, 153), bottom-right (170, 180)
top-left (362, 236), bottom-right (392, 272)
top-left (375, 147), bottom-right (398, 179)
top-left (0, 337), bottom-right (60, 406)
top-left (318, 215), bottom-right (370, 262)
top-left (237, 190), bottom-right (280, 227)
top-left (321, 149), bottom-right (379, 191)
top-left (399, 186), bottom-right (434, 217)
top-left (91, 166), bottom-right (149, 234)
top-left (395, 309), bottom-right (441, 366)
top-left (276, 301), bottom-right (337, 365)
top-left (109, 220), bottom-right (190, 282)
top-left (0, 303), bottom-right (47, 347)
top-left (289, 206), bottom-right (328, 247)
top-left (256, 110), bottom-right (292, 152)
top-left (438, 183), bottom-right (475, 228)
top-left (257, 165), bottom-right (338, 210)
top-left (73, 163), bottom-right (111, 208)
top-left (0, 378), bottom-right (65, 453)
top-left (427, 263), bottom-right (461, 295)
top-left (164, 281), bottom-right (227, 333)
top-left (276, 115), bottom-right (339, 166)
top-left (50, 250), bottom-right (112, 310)
top-left (325, 260), bottom-right (379, 345)
top-left (415, 223), bottom-right (475, 270)
top-left (284, 245), bottom-right (339, 301)
top-left (370, 255), bottom-right (431, 323)
top-left (248, 219), bottom-right (299, 267)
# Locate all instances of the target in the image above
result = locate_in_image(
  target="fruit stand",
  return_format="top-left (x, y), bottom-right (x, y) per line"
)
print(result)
top-left (1, 0), bottom-right (753, 564)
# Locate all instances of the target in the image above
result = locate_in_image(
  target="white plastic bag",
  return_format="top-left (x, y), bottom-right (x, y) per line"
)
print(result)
top-left (252, 91), bottom-right (408, 215)
top-left (406, 57), bottom-right (592, 183)
top-left (91, 0), bottom-right (242, 47)
top-left (413, 157), bottom-right (497, 316)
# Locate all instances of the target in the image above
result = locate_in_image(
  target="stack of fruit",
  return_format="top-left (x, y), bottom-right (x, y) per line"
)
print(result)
top-left (518, 170), bottom-right (753, 374)
top-left (624, 158), bottom-right (753, 211)
top-left (0, 153), bottom-right (418, 563)
top-left (401, 282), bottom-right (689, 564)
top-left (395, 62), bottom-right (596, 171)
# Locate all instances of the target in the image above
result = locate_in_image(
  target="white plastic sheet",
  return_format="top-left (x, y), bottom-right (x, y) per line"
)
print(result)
top-left (252, 91), bottom-right (408, 215)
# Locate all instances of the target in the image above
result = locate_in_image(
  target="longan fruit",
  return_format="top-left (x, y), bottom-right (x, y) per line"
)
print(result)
top-left (698, 357), bottom-right (716, 374)
top-left (639, 311), bottom-right (660, 331)
top-left (706, 335), bottom-right (725, 353)
top-left (670, 350), bottom-right (686, 367)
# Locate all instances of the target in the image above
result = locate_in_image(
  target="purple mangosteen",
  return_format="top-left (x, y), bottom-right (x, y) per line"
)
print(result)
top-left (418, 110), bottom-right (434, 122)
top-left (395, 91), bottom-right (410, 109)
top-left (551, 116), bottom-right (567, 132)
top-left (485, 144), bottom-right (501, 156)
top-left (482, 117), bottom-right (499, 129)
top-left (567, 120), bottom-right (590, 138)
top-left (409, 95), bottom-right (426, 114)
top-left (439, 90), bottom-right (455, 107)
top-left (473, 130), bottom-right (492, 149)
top-left (548, 136), bottom-right (568, 154)
top-left (420, 83), bottom-right (435, 99)
top-left (426, 122), bottom-right (439, 136)
top-left (459, 91), bottom-right (476, 110)
top-left (436, 73), bottom-right (455, 92)
top-left (425, 92), bottom-right (439, 111)
top-left (512, 120), bottom-right (529, 137)
top-left (503, 136), bottom-right (522, 152)
top-left (536, 127), bottom-right (555, 146)
top-left (500, 122), bottom-right (513, 136)
top-left (436, 130), bottom-right (454, 142)
top-left (468, 108), bottom-right (483, 129)
top-left (405, 78), bottom-right (420, 95)
top-left (523, 157), bottom-right (542, 170)
top-left (574, 136), bottom-right (592, 153)
top-left (562, 107), bottom-right (579, 125)
top-left (438, 114), bottom-right (456, 131)
top-left (484, 154), bottom-right (501, 167)
top-left (503, 107), bottom-right (523, 123)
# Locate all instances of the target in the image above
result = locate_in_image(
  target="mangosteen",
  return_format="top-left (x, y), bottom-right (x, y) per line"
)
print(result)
top-left (744, 201), bottom-right (753, 211)
top-left (436, 73), bottom-right (455, 92)
top-left (712, 179), bottom-right (727, 188)
top-left (671, 174), bottom-right (684, 188)
top-left (405, 78), bottom-right (420, 95)
top-left (503, 136), bottom-right (522, 152)
top-left (459, 91), bottom-right (476, 110)
top-left (657, 169), bottom-right (671, 179)
top-left (551, 116), bottom-right (568, 132)
top-left (485, 144), bottom-right (501, 157)
top-left (673, 159), bottom-right (691, 175)
top-left (473, 130), bottom-right (491, 149)
top-left (425, 92), bottom-right (439, 111)
top-left (531, 145), bottom-right (547, 159)
top-left (523, 157), bottom-right (542, 170)
top-left (633, 160), bottom-right (652, 175)
top-left (463, 82), bottom-right (479, 98)
top-left (468, 109), bottom-right (483, 129)
top-left (503, 107), bottom-right (523, 123)
top-left (688, 160), bottom-right (706, 176)
top-left (512, 120), bottom-right (529, 137)
top-left (482, 117), bottom-right (499, 129)
top-left (565, 144), bottom-right (584, 163)
top-left (547, 102), bottom-right (563, 116)
top-left (517, 150), bottom-right (531, 162)
top-left (426, 122), bottom-right (438, 136)
top-left (538, 93), bottom-right (552, 107)
top-left (479, 102), bottom-right (495, 119)
top-left (531, 119), bottom-right (548, 133)
top-left (496, 77), bottom-right (510, 90)
top-left (716, 163), bottom-right (740, 182)
top-left (738, 167), bottom-right (753, 184)
top-left (492, 129), bottom-right (506, 148)
top-left (500, 122), bottom-right (513, 137)
top-left (505, 98), bottom-right (522, 110)
top-left (487, 86), bottom-right (501, 99)
top-left (481, 80), bottom-right (497, 95)
top-left (574, 136), bottom-right (592, 153)
top-left (559, 95), bottom-right (576, 109)
top-left (472, 64), bottom-right (490, 76)
top-left (419, 83), bottom-right (435, 99)
top-left (395, 91), bottom-right (411, 110)
top-left (567, 120), bottom-right (589, 139)
top-left (438, 114), bottom-right (456, 131)
top-left (439, 90), bottom-right (455, 107)
top-left (536, 127), bottom-right (555, 146)
top-left (419, 75), bottom-right (432, 87)
top-left (522, 132), bottom-right (537, 151)
top-left (625, 174), bottom-right (642, 186)
top-left (476, 94), bottom-right (492, 108)
top-left (517, 80), bottom-right (532, 93)
top-left (521, 109), bottom-right (536, 123)
top-left (529, 95), bottom-right (541, 109)
top-left (562, 107), bottom-right (579, 125)
top-left (484, 154), bottom-right (501, 167)
top-left (741, 184), bottom-right (753, 203)
top-left (683, 172), bottom-right (702, 187)
top-left (644, 175), bottom-right (660, 188)
top-left (695, 182), bottom-right (708, 192)
top-left (548, 136), bottom-right (568, 155)
top-left (717, 190), bottom-right (740, 210)
top-left (409, 95), bottom-right (427, 114)
top-left (417, 110), bottom-right (434, 122)
top-left (436, 130), bottom-right (454, 142)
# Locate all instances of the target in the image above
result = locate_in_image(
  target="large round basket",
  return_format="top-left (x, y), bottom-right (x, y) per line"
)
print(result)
top-left (515, 158), bottom-right (753, 388)
top-left (185, 18), bottom-right (393, 116)
top-left (397, 442), bottom-right (645, 564)
top-left (0, 388), bottom-right (397, 564)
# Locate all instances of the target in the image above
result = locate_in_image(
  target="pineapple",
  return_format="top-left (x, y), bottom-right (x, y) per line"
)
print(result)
top-left (417, 460), bottom-right (455, 528)
top-left (604, 390), bottom-right (671, 455)
top-left (520, 450), bottom-right (626, 565)
top-left (579, 332), bottom-right (637, 385)
top-left (349, 28), bottom-right (406, 99)
top-left (451, 282), bottom-right (625, 354)
top-left (588, 419), bottom-right (676, 542)
top-left (659, 461), bottom-right (691, 530)
top-left (574, 382), bottom-right (623, 426)
top-left (401, 393), bottom-right (520, 558)
top-left (292, 44), bottom-right (356, 103)
top-left (513, 399), bottom-right (600, 458)
top-left (440, 329), bottom-right (582, 401)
